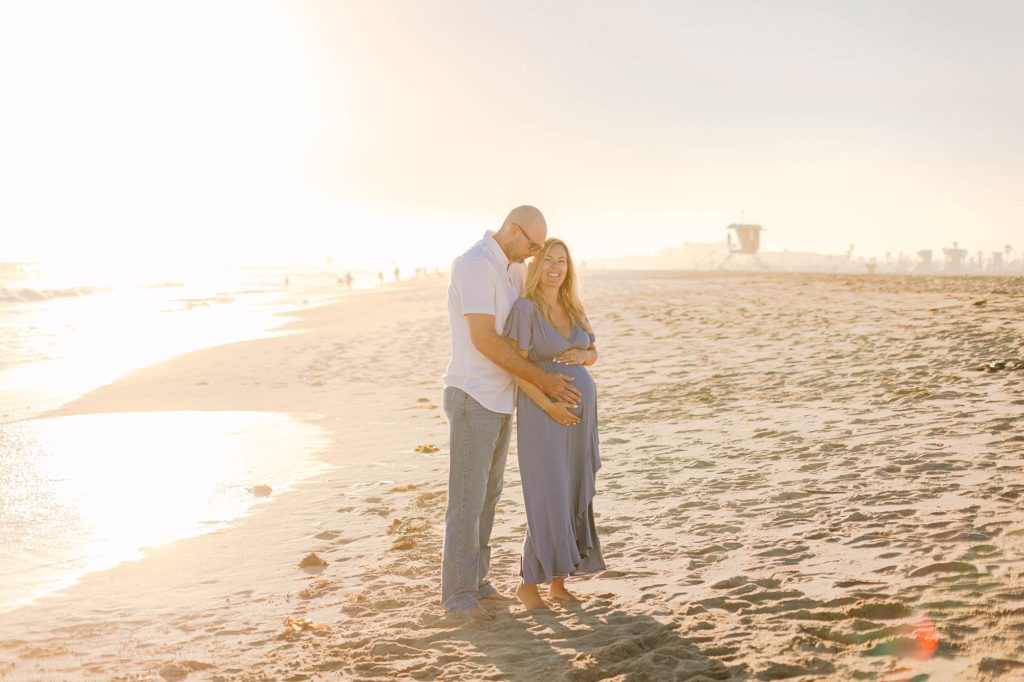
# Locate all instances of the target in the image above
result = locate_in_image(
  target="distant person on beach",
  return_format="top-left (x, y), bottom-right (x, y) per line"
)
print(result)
top-left (441, 205), bottom-right (581, 620)
top-left (503, 238), bottom-right (605, 609)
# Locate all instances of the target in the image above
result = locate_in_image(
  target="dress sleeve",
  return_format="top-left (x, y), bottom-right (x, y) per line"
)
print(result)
top-left (503, 299), bottom-right (533, 351)
top-left (584, 317), bottom-right (596, 345)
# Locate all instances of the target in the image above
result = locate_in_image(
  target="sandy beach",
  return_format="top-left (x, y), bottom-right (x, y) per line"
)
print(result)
top-left (1, 271), bottom-right (1022, 681)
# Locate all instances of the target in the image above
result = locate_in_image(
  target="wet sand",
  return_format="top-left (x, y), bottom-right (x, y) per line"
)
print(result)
top-left (1, 272), bottom-right (1022, 681)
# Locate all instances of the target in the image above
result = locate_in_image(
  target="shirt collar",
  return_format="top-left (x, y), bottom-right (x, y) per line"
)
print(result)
top-left (483, 230), bottom-right (511, 267)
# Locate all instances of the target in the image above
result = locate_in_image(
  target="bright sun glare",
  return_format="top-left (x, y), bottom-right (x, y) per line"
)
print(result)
top-left (0, 1), bottom-right (323, 267)
top-left (0, 411), bottom-right (329, 611)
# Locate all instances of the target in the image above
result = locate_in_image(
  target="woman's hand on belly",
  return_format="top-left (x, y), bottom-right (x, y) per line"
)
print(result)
top-left (553, 348), bottom-right (589, 365)
top-left (544, 401), bottom-right (581, 426)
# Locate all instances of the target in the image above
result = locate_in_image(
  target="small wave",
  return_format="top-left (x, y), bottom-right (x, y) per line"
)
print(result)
top-left (0, 286), bottom-right (103, 303)
top-left (0, 263), bottom-right (41, 284)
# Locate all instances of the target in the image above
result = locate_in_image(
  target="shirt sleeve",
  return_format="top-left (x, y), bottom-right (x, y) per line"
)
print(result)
top-left (504, 299), bottom-right (533, 351)
top-left (456, 256), bottom-right (496, 316)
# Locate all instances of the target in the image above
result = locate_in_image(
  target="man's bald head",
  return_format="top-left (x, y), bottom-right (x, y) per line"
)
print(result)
top-left (495, 205), bottom-right (548, 263)
top-left (502, 205), bottom-right (547, 235)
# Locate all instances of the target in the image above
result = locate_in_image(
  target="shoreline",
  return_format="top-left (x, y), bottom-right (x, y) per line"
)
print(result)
top-left (0, 278), bottom-right (447, 612)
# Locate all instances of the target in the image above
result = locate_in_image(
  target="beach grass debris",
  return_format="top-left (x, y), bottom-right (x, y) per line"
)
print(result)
top-left (282, 614), bottom-right (330, 638)
top-left (248, 484), bottom-right (273, 497)
top-left (298, 552), bottom-right (328, 568)
top-left (414, 444), bottom-right (440, 453)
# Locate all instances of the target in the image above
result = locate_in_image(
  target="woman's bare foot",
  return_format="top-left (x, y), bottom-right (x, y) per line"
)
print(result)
top-left (548, 577), bottom-right (581, 602)
top-left (516, 583), bottom-right (550, 610)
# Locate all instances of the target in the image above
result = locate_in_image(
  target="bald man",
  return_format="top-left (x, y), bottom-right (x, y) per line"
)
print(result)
top-left (441, 205), bottom-right (581, 619)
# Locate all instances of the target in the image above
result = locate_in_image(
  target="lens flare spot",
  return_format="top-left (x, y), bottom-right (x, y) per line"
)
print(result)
top-left (912, 613), bottom-right (939, 661)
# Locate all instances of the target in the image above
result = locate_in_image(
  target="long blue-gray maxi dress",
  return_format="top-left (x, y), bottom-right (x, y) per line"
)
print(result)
top-left (504, 297), bottom-right (605, 584)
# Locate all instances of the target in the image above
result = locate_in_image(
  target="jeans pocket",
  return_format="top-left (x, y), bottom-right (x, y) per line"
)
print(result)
top-left (444, 387), bottom-right (470, 420)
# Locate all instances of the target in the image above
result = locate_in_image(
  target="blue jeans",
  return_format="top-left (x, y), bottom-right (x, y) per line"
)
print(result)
top-left (440, 386), bottom-right (512, 612)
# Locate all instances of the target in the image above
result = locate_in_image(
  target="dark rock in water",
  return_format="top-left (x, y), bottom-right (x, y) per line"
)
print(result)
top-left (986, 361), bottom-right (1006, 372)
top-left (973, 299), bottom-right (987, 306)
top-left (248, 484), bottom-right (273, 497)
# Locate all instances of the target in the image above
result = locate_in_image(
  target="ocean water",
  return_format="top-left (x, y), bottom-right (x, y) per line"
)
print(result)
top-left (0, 262), bottom-right (389, 421)
top-left (0, 261), bottom-right (373, 613)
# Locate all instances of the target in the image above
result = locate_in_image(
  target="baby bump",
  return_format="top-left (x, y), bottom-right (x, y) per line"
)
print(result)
top-left (539, 361), bottom-right (596, 416)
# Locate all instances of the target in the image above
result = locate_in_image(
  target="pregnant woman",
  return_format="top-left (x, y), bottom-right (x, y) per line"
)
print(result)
top-left (504, 238), bottom-right (605, 609)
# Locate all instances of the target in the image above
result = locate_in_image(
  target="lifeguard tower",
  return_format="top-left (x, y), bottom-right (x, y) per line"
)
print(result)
top-left (720, 223), bottom-right (765, 270)
top-left (943, 242), bottom-right (967, 272)
top-left (914, 250), bottom-right (933, 273)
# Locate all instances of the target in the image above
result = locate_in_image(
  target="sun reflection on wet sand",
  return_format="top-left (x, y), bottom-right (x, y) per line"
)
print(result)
top-left (0, 410), bottom-right (330, 613)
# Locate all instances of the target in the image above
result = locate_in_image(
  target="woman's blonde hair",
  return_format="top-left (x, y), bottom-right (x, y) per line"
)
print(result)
top-left (524, 238), bottom-right (591, 333)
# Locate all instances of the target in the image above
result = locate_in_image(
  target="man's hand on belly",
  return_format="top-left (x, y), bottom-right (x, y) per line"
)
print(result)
top-left (537, 371), bottom-right (581, 404)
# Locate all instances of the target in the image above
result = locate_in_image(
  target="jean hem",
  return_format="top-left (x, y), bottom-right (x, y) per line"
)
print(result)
top-left (442, 595), bottom-right (480, 613)
top-left (474, 584), bottom-right (497, 599)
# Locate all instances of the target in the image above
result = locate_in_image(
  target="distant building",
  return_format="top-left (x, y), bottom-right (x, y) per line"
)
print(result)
top-left (943, 244), bottom-right (968, 272)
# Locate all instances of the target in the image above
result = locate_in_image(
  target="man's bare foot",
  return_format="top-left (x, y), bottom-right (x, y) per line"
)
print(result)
top-left (451, 605), bottom-right (494, 621)
top-left (481, 591), bottom-right (515, 602)
top-left (516, 583), bottom-right (550, 610)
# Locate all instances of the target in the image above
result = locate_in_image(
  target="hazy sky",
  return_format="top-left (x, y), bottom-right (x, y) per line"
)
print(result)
top-left (1, 1), bottom-right (1021, 269)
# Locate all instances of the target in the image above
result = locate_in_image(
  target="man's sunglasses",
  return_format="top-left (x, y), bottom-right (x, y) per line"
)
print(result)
top-left (513, 223), bottom-right (542, 252)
